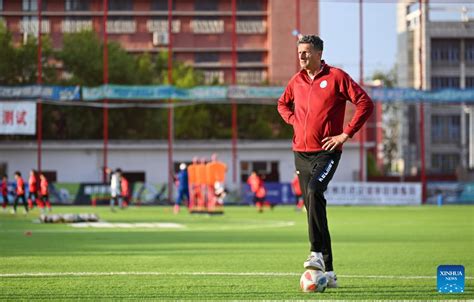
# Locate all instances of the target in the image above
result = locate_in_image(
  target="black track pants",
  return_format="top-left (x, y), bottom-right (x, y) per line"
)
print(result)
top-left (294, 150), bottom-right (341, 272)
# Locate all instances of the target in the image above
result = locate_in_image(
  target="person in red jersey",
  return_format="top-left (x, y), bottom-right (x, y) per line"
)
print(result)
top-left (247, 171), bottom-right (266, 212)
top-left (27, 169), bottom-right (40, 209)
top-left (14, 171), bottom-right (28, 214)
top-left (291, 171), bottom-right (304, 210)
top-left (39, 173), bottom-right (52, 212)
top-left (120, 174), bottom-right (130, 208)
top-left (278, 35), bottom-right (373, 288)
top-left (1, 174), bottom-right (9, 212)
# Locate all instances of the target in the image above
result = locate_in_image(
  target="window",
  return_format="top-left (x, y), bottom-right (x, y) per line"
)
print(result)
top-left (431, 154), bottom-right (460, 173)
top-left (195, 52), bottom-right (219, 63)
top-left (431, 115), bottom-right (460, 144)
top-left (151, 0), bottom-right (175, 11)
top-left (203, 70), bottom-right (224, 85)
top-left (109, 0), bottom-right (133, 11)
top-left (238, 52), bottom-right (262, 63)
top-left (107, 17), bottom-right (136, 33)
top-left (237, 69), bottom-right (267, 84)
top-left (61, 17), bottom-right (92, 33)
top-left (21, 16), bottom-right (50, 34)
top-left (240, 161), bottom-right (279, 182)
top-left (237, 16), bottom-right (266, 34)
top-left (147, 18), bottom-right (180, 33)
top-left (190, 18), bottom-right (224, 34)
top-left (42, 171), bottom-right (57, 182)
top-left (431, 77), bottom-right (460, 90)
top-left (431, 39), bottom-right (460, 64)
top-left (0, 0), bottom-right (3, 11)
top-left (466, 39), bottom-right (474, 63)
top-left (195, 0), bottom-right (219, 11)
top-left (23, 0), bottom-right (47, 11)
top-left (121, 171), bottom-right (145, 183)
top-left (237, 0), bottom-right (263, 11)
top-left (65, 0), bottom-right (89, 11)
top-left (466, 77), bottom-right (474, 88)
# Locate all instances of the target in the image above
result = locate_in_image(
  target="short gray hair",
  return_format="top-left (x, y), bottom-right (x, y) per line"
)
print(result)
top-left (297, 35), bottom-right (323, 51)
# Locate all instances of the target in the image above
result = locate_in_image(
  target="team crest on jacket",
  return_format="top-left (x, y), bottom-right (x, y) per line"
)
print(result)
top-left (320, 80), bottom-right (328, 88)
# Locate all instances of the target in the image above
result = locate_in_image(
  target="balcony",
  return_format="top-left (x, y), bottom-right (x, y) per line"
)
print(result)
top-left (107, 20), bottom-right (136, 34)
top-left (20, 19), bottom-right (50, 34)
top-left (146, 19), bottom-right (181, 33)
top-left (190, 19), bottom-right (224, 34)
top-left (61, 19), bottom-right (93, 33)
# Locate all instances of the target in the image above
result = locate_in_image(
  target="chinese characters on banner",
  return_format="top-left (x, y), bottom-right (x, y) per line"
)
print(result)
top-left (0, 102), bottom-right (36, 135)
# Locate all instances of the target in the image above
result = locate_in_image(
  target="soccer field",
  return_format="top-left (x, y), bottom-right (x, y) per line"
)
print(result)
top-left (1, 205), bottom-right (473, 300)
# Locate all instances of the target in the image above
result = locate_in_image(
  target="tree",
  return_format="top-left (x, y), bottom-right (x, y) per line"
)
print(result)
top-left (371, 67), bottom-right (401, 174)
top-left (0, 22), bottom-right (56, 85)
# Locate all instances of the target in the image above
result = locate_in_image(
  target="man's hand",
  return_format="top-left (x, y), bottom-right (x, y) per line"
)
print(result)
top-left (322, 133), bottom-right (349, 151)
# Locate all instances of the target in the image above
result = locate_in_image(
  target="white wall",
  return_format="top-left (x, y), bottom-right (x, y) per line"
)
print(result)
top-left (0, 140), bottom-right (367, 185)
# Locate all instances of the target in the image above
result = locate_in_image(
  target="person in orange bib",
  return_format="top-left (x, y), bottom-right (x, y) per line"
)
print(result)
top-left (27, 169), bottom-right (40, 209)
top-left (121, 174), bottom-right (130, 208)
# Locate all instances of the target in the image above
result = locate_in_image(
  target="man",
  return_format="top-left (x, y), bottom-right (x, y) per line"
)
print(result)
top-left (1, 174), bottom-right (9, 212)
top-left (110, 168), bottom-right (121, 211)
top-left (174, 163), bottom-right (189, 214)
top-left (277, 35), bottom-right (373, 288)
top-left (14, 171), bottom-right (28, 214)
top-left (247, 171), bottom-right (265, 212)
top-left (291, 171), bottom-right (304, 211)
top-left (27, 169), bottom-right (39, 209)
top-left (120, 174), bottom-right (130, 208)
top-left (39, 173), bottom-right (52, 212)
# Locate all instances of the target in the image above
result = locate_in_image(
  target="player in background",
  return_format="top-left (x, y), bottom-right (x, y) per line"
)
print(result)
top-left (278, 35), bottom-right (373, 288)
top-left (39, 173), bottom-right (52, 212)
top-left (1, 174), bottom-right (9, 212)
top-left (13, 171), bottom-right (28, 214)
top-left (120, 174), bottom-right (130, 208)
top-left (27, 169), bottom-right (40, 210)
top-left (291, 171), bottom-right (304, 211)
top-left (247, 171), bottom-right (266, 212)
top-left (110, 168), bottom-right (121, 211)
top-left (175, 163), bottom-right (189, 214)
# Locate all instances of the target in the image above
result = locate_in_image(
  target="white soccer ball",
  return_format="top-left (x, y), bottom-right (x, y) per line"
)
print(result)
top-left (300, 269), bottom-right (328, 293)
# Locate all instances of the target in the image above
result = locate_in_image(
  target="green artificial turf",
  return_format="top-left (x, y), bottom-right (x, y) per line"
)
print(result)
top-left (0, 205), bottom-right (473, 300)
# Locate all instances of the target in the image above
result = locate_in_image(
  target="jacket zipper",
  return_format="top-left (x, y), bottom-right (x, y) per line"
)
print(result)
top-left (304, 79), bottom-right (313, 151)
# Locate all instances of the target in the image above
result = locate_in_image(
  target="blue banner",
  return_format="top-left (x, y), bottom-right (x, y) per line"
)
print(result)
top-left (83, 85), bottom-right (227, 101)
top-left (0, 85), bottom-right (80, 101)
top-left (370, 87), bottom-right (474, 103)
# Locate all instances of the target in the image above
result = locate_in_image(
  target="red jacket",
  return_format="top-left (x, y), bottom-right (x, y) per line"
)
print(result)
top-left (1, 180), bottom-right (7, 196)
top-left (40, 178), bottom-right (48, 196)
top-left (29, 174), bottom-right (38, 192)
top-left (291, 175), bottom-right (302, 196)
top-left (121, 177), bottom-right (129, 197)
top-left (16, 177), bottom-right (25, 195)
top-left (277, 62), bottom-right (374, 152)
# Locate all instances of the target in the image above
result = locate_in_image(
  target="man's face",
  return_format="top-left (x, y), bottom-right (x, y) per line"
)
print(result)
top-left (298, 43), bottom-right (321, 70)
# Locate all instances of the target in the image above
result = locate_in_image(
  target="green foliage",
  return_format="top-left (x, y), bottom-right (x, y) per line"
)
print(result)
top-left (1, 206), bottom-right (473, 300)
top-left (0, 26), bottom-right (292, 141)
top-left (0, 23), bottom-right (56, 85)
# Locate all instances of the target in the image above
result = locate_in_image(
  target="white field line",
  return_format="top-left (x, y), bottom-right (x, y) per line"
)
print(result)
top-left (0, 271), bottom-right (472, 280)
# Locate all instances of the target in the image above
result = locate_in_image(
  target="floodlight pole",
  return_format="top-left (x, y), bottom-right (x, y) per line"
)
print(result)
top-left (231, 0), bottom-right (238, 183)
top-left (102, 0), bottom-right (109, 182)
top-left (37, 0), bottom-right (43, 174)
top-left (359, 0), bottom-right (366, 182)
top-left (296, 0), bottom-right (300, 72)
top-left (167, 0), bottom-right (174, 201)
top-left (419, 0), bottom-right (427, 203)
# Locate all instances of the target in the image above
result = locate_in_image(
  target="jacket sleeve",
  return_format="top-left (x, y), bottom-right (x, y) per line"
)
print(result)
top-left (339, 72), bottom-right (374, 138)
top-left (277, 82), bottom-right (295, 125)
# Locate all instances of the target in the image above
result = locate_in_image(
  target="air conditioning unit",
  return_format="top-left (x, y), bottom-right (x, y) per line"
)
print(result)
top-left (152, 32), bottom-right (169, 46)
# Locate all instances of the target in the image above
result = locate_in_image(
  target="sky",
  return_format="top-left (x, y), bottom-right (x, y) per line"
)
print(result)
top-left (320, 1), bottom-right (398, 81)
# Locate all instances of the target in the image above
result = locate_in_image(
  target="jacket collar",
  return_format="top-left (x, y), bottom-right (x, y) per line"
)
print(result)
top-left (299, 60), bottom-right (328, 81)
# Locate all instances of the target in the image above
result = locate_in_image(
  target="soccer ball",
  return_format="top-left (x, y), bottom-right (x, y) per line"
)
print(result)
top-left (300, 269), bottom-right (328, 293)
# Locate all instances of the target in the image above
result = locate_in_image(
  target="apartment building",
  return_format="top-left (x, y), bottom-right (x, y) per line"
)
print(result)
top-left (0, 0), bottom-right (318, 85)
top-left (397, 0), bottom-right (474, 177)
